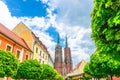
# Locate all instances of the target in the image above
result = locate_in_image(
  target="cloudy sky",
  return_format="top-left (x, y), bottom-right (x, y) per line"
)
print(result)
top-left (0, 0), bottom-right (95, 67)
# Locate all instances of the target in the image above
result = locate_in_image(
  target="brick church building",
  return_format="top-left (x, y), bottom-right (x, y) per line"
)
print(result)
top-left (54, 33), bottom-right (73, 76)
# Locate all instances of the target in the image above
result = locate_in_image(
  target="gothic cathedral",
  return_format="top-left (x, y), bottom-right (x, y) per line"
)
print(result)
top-left (54, 33), bottom-right (73, 76)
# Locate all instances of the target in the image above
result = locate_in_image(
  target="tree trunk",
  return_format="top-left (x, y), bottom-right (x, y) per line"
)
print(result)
top-left (110, 75), bottom-right (112, 80)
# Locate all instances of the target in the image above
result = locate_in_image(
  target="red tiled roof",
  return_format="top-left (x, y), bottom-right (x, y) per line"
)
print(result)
top-left (0, 23), bottom-right (32, 52)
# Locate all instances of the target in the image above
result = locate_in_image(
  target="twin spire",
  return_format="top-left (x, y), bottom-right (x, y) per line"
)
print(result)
top-left (57, 33), bottom-right (60, 46)
top-left (65, 35), bottom-right (68, 48)
top-left (57, 33), bottom-right (68, 48)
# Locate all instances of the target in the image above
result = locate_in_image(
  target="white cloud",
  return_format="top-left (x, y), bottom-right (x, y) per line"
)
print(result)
top-left (0, 0), bottom-right (95, 68)
top-left (19, 17), bottom-right (50, 31)
top-left (0, 1), bottom-right (51, 31)
top-left (40, 0), bottom-right (48, 4)
top-left (47, 0), bottom-right (93, 27)
top-left (0, 1), bottom-right (20, 30)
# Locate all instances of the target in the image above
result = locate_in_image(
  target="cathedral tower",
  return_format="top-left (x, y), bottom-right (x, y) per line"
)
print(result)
top-left (64, 36), bottom-right (73, 73)
top-left (54, 34), bottom-right (73, 76)
top-left (54, 33), bottom-right (62, 74)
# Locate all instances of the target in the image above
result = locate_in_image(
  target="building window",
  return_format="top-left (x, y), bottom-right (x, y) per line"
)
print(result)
top-left (26, 55), bottom-right (28, 60)
top-left (40, 51), bottom-right (42, 56)
top-left (43, 53), bottom-right (44, 58)
top-left (36, 47), bottom-right (38, 53)
top-left (0, 40), bottom-right (1, 46)
top-left (16, 50), bottom-right (21, 59)
top-left (6, 44), bottom-right (12, 52)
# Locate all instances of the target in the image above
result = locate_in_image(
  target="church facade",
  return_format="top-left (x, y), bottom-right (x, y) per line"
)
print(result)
top-left (54, 34), bottom-right (73, 76)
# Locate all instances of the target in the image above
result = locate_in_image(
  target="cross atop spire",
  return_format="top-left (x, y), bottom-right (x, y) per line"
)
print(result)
top-left (65, 35), bottom-right (68, 48)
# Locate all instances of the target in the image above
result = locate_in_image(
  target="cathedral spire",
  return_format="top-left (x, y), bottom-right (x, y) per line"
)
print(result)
top-left (57, 33), bottom-right (60, 46)
top-left (65, 35), bottom-right (68, 48)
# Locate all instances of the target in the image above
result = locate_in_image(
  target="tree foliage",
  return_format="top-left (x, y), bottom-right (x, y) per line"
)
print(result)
top-left (0, 50), bottom-right (18, 78)
top-left (67, 77), bottom-right (72, 80)
top-left (39, 64), bottom-right (58, 80)
top-left (84, 0), bottom-right (120, 79)
top-left (55, 74), bottom-right (63, 80)
top-left (15, 59), bottom-right (42, 79)
top-left (16, 60), bottom-right (63, 80)
top-left (84, 50), bottom-right (120, 79)
top-left (84, 51), bottom-right (120, 79)
top-left (91, 0), bottom-right (120, 70)
top-left (91, 0), bottom-right (120, 51)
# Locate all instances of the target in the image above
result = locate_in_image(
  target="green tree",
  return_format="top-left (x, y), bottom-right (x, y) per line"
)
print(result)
top-left (85, 0), bottom-right (120, 79)
top-left (83, 74), bottom-right (92, 80)
top-left (15, 59), bottom-right (42, 80)
top-left (84, 62), bottom-right (94, 78)
top-left (67, 77), bottom-right (72, 80)
top-left (0, 50), bottom-right (18, 78)
top-left (55, 74), bottom-right (63, 80)
top-left (84, 51), bottom-right (120, 80)
top-left (91, 0), bottom-right (120, 48)
top-left (39, 64), bottom-right (59, 80)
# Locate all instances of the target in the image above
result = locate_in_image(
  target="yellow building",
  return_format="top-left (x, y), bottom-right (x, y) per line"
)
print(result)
top-left (12, 22), bottom-right (49, 64)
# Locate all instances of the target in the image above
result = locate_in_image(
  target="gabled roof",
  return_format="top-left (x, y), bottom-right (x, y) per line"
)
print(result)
top-left (66, 60), bottom-right (86, 78)
top-left (14, 21), bottom-right (31, 31)
top-left (74, 60), bottom-right (86, 71)
top-left (0, 23), bottom-right (32, 52)
top-left (12, 21), bottom-right (49, 54)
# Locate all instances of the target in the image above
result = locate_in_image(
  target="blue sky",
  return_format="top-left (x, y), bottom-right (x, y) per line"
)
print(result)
top-left (5, 0), bottom-right (47, 17)
top-left (0, 0), bottom-right (95, 67)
